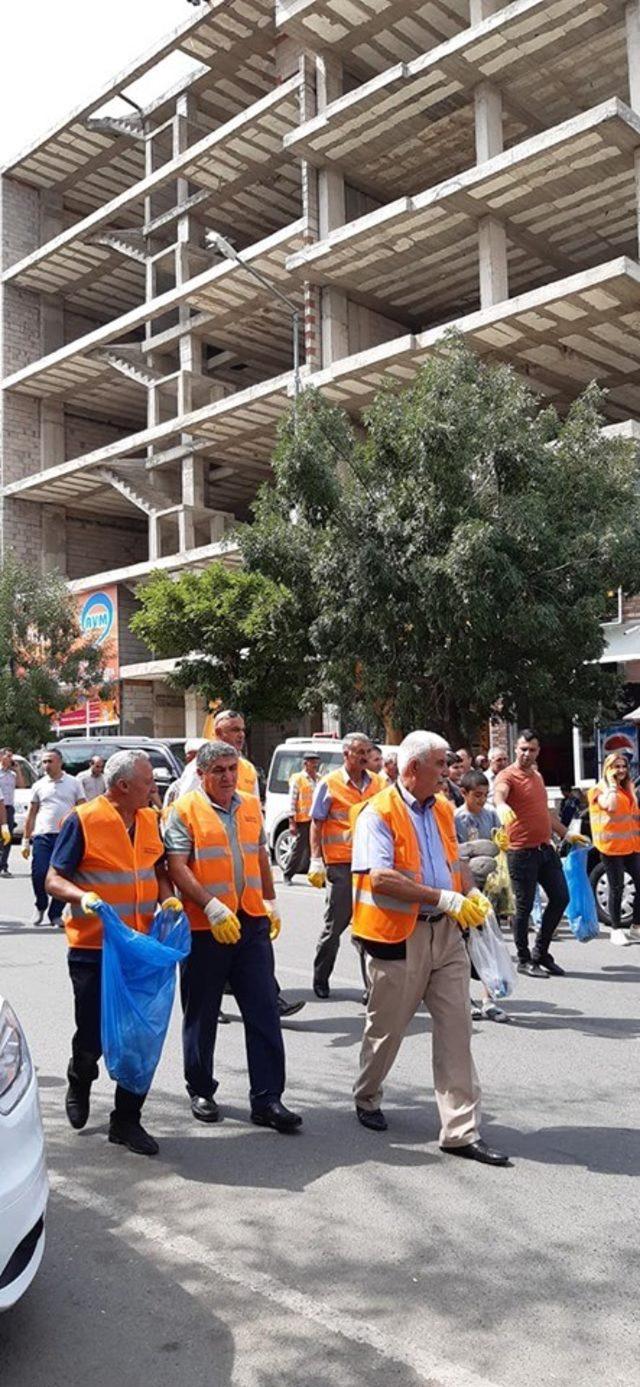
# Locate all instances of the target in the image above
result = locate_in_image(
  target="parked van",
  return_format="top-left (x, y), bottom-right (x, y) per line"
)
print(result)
top-left (265, 735), bottom-right (394, 869)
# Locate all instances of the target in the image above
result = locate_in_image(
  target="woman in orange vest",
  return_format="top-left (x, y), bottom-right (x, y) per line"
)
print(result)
top-left (164, 740), bottom-right (302, 1134)
top-left (588, 752), bottom-right (640, 946)
top-left (283, 751), bottom-right (321, 884)
top-left (45, 750), bottom-right (175, 1158)
top-left (351, 730), bottom-right (510, 1166)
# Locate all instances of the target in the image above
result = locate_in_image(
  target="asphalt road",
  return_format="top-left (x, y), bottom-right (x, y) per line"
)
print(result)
top-left (0, 848), bottom-right (638, 1387)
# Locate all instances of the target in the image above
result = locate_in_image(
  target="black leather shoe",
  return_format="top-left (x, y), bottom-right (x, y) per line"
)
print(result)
top-left (517, 961), bottom-right (548, 977)
top-left (108, 1119), bottom-right (159, 1157)
top-left (356, 1106), bottom-right (387, 1132)
top-left (313, 980), bottom-right (330, 999)
top-left (65, 1082), bottom-right (90, 1130)
top-left (190, 1095), bottom-right (220, 1123)
top-left (535, 955), bottom-right (565, 976)
top-left (277, 995), bottom-right (306, 1018)
top-left (441, 1138), bottom-right (511, 1167)
top-left (361, 990), bottom-right (370, 1007)
top-left (251, 1100), bottom-right (302, 1133)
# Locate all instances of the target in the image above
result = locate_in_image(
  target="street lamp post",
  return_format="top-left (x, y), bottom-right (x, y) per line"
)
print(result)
top-left (206, 230), bottom-right (301, 428)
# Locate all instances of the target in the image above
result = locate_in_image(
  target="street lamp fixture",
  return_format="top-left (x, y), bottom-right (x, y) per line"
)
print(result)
top-left (206, 229), bottom-right (301, 426)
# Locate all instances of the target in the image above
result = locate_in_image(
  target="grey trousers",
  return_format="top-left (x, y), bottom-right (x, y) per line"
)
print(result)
top-left (313, 862), bottom-right (353, 986)
top-left (284, 821), bottom-right (311, 881)
top-left (354, 917), bottom-right (481, 1148)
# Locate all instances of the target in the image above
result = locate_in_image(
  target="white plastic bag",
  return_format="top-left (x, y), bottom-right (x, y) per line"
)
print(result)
top-left (466, 910), bottom-right (517, 1000)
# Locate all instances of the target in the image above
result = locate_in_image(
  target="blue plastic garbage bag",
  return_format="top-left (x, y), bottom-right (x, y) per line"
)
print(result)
top-left (99, 900), bottom-right (191, 1093)
top-left (562, 845), bottom-right (599, 942)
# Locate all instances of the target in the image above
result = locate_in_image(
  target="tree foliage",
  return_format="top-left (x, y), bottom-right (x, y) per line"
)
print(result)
top-left (0, 556), bottom-right (108, 754)
top-left (130, 564), bottom-right (309, 723)
top-left (241, 336), bottom-right (640, 742)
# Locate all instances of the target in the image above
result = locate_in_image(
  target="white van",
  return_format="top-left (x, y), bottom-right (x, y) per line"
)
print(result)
top-left (264, 735), bottom-right (395, 869)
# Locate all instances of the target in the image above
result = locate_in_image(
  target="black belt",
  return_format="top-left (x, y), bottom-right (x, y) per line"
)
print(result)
top-left (417, 911), bottom-right (445, 923)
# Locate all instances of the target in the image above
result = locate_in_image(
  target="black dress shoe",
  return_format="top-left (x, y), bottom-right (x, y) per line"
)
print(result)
top-left (277, 995), bottom-right (306, 1018)
top-left (441, 1138), bottom-right (511, 1167)
top-left (361, 990), bottom-right (370, 1007)
top-left (313, 980), bottom-right (330, 999)
top-left (108, 1118), bottom-right (159, 1157)
top-left (517, 961), bottom-right (548, 977)
top-left (190, 1095), bottom-right (220, 1123)
top-left (251, 1100), bottom-right (302, 1132)
top-left (535, 955), bottom-right (565, 976)
top-left (65, 1082), bottom-right (90, 1130)
top-left (356, 1106), bottom-right (387, 1132)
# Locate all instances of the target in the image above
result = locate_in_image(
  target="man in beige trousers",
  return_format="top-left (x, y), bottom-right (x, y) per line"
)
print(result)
top-left (351, 730), bottom-right (511, 1167)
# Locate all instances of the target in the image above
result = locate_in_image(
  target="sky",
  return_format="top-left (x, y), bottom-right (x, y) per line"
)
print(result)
top-left (0, 0), bottom-right (199, 168)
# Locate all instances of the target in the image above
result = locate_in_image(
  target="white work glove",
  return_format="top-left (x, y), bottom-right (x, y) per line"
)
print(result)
top-left (81, 891), bottom-right (103, 915)
top-left (307, 857), bottom-right (326, 889)
top-left (437, 889), bottom-right (490, 929)
top-left (21, 840), bottom-right (31, 860)
top-left (264, 900), bottom-right (281, 941)
top-left (204, 896), bottom-right (241, 944)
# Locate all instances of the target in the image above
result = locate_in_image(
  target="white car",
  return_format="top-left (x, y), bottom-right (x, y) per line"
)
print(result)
top-left (0, 996), bottom-right (48, 1309)
top-left (7, 756), bottom-right (38, 841)
top-left (265, 735), bottom-right (396, 870)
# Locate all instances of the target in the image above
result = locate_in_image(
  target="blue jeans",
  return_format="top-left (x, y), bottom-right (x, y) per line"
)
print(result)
top-left (32, 833), bottom-right (63, 921)
top-left (180, 912), bottom-right (285, 1111)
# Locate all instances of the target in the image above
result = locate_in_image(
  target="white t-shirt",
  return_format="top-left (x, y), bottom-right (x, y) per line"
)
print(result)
top-left (76, 769), bottom-right (106, 802)
top-left (30, 773), bottom-right (84, 836)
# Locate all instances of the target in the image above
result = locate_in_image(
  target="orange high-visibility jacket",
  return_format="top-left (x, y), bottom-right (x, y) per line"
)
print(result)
top-left (318, 770), bottom-right (381, 865)
top-left (170, 789), bottom-right (264, 930)
top-left (588, 782), bottom-right (640, 855)
top-left (289, 770), bottom-right (316, 823)
top-left (66, 797), bottom-right (162, 949)
top-left (352, 787), bottom-right (463, 945)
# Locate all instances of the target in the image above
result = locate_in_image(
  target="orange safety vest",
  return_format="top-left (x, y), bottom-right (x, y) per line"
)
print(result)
top-left (290, 770), bottom-right (316, 823)
top-left (319, 770), bottom-right (382, 864)
top-left (352, 787), bottom-right (463, 945)
top-left (170, 789), bottom-right (264, 931)
top-left (587, 782), bottom-right (640, 855)
top-left (66, 797), bottom-right (162, 950)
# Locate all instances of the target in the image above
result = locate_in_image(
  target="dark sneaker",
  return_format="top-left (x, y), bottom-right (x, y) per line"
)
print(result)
top-left (535, 955), bottom-right (565, 976)
top-left (108, 1118), bottom-right (159, 1156)
top-left (517, 961), bottom-right (548, 977)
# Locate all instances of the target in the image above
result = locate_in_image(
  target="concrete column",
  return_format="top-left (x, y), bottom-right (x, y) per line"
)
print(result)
top-left (469, 0), bottom-right (503, 22)
top-left (316, 55), bottom-right (349, 367)
top-left (184, 689), bottom-right (207, 738)
top-left (42, 505), bottom-right (67, 576)
top-left (628, 2), bottom-right (640, 109)
top-left (474, 59), bottom-right (508, 308)
top-left (40, 401), bottom-right (65, 471)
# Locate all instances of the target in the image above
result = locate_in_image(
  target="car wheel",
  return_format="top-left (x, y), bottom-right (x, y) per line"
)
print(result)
top-left (274, 826), bottom-right (294, 872)
top-left (590, 861), bottom-right (635, 926)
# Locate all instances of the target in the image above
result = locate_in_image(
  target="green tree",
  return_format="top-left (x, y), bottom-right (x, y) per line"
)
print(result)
top-left (0, 556), bottom-right (108, 754)
top-left (241, 337), bottom-right (640, 742)
top-left (130, 564), bottom-right (309, 723)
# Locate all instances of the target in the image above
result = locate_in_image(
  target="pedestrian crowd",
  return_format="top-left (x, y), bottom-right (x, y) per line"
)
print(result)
top-left (3, 716), bottom-right (638, 1166)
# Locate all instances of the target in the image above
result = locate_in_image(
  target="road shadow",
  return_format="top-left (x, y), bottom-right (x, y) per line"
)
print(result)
top-left (0, 1190), bottom-right (235, 1387)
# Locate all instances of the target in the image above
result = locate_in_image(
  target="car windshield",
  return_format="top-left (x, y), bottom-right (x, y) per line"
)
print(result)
top-left (268, 748), bottom-right (343, 795)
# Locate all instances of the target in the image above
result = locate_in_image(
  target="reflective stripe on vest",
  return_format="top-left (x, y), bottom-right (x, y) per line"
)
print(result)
top-left (65, 798), bottom-right (162, 950)
top-left (291, 771), bottom-right (314, 822)
top-left (171, 789), bottom-right (264, 930)
top-left (352, 788), bottom-right (463, 945)
top-left (320, 771), bottom-right (381, 864)
top-left (587, 784), bottom-right (640, 855)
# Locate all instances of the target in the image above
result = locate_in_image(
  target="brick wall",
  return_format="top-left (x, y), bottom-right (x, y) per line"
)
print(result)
top-left (2, 285), bottom-right (40, 374)
top-left (2, 496), bottom-right (42, 565)
top-left (0, 177), bottom-right (41, 270)
top-left (1, 394), bottom-right (40, 483)
top-left (120, 680), bottom-right (154, 736)
top-left (118, 585), bottom-right (153, 666)
top-left (65, 413), bottom-right (129, 462)
top-left (66, 514), bottom-right (147, 580)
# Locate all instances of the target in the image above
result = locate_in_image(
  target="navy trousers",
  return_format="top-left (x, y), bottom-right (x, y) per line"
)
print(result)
top-left (180, 911), bottom-right (285, 1112)
top-left (32, 832), bottom-right (63, 921)
top-left (0, 806), bottom-right (15, 871)
top-left (67, 951), bottom-right (145, 1119)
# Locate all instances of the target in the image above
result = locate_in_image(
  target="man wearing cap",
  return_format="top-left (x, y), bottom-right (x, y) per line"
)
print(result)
top-left (283, 752), bottom-right (320, 884)
top-left (165, 740), bottom-right (302, 1133)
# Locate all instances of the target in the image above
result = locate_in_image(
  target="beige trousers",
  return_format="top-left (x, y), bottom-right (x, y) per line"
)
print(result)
top-left (353, 917), bottom-right (481, 1147)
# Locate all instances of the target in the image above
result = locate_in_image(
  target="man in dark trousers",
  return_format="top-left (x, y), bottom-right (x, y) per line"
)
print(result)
top-left (283, 751), bottom-right (320, 883)
top-left (165, 740), bottom-right (301, 1134)
top-left (494, 729), bottom-right (586, 977)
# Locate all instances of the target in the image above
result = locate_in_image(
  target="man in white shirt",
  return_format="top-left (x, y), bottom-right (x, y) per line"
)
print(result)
top-left (485, 747), bottom-right (508, 803)
top-left (22, 749), bottom-right (85, 926)
top-left (0, 748), bottom-right (22, 876)
top-left (76, 756), bottom-right (106, 802)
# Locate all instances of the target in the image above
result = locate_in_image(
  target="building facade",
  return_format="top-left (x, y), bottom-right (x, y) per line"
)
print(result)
top-left (2, 0), bottom-right (640, 750)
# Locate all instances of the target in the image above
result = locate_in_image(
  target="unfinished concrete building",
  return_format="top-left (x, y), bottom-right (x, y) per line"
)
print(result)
top-left (2, 0), bottom-right (640, 744)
